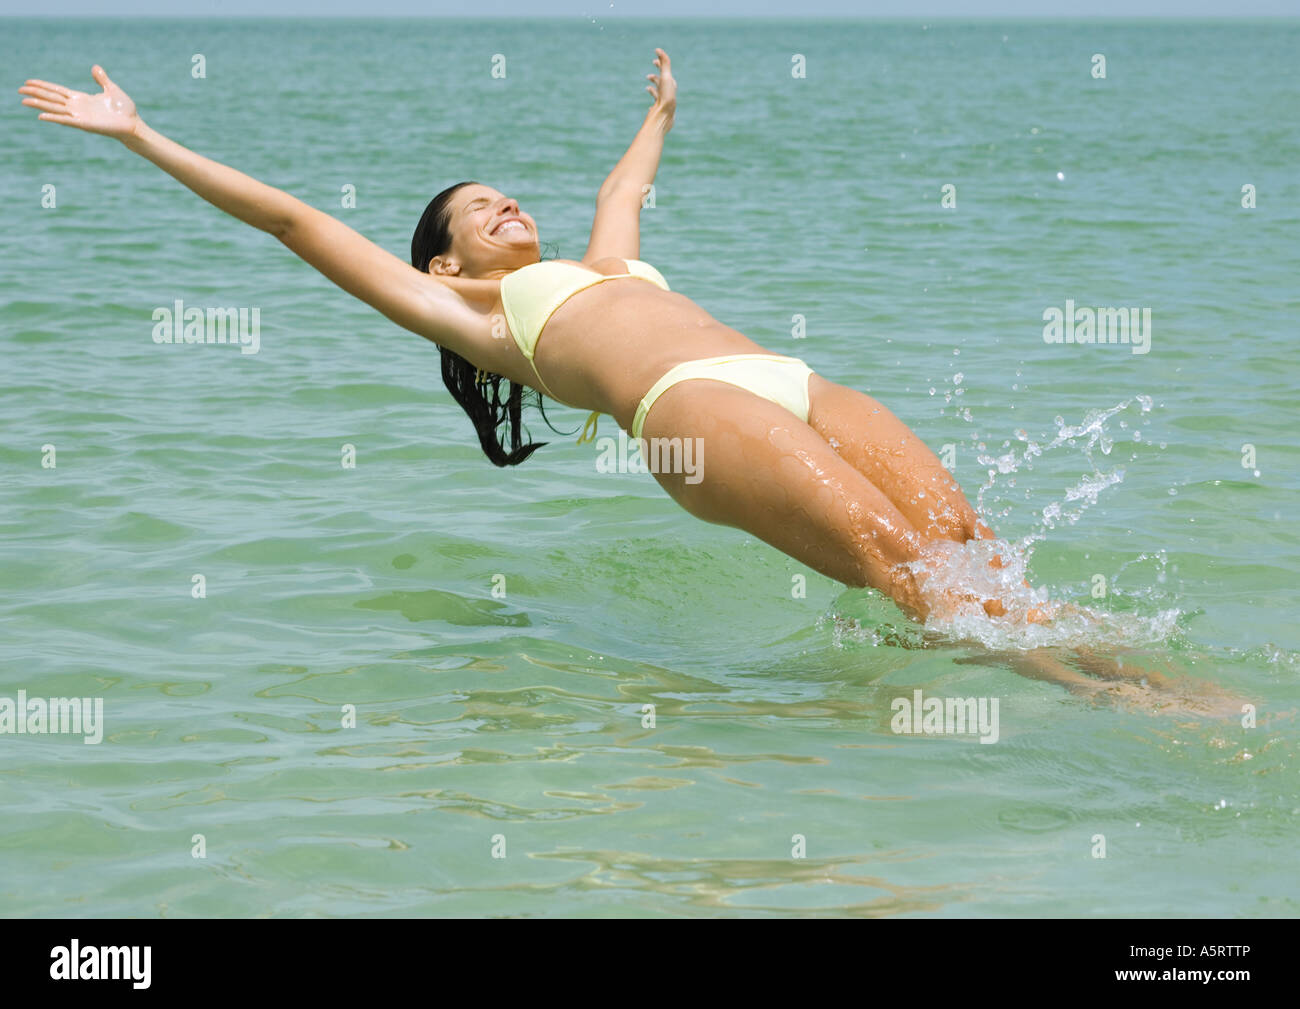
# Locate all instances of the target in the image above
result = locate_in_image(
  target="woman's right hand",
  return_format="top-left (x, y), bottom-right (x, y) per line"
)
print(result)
top-left (18, 65), bottom-right (141, 140)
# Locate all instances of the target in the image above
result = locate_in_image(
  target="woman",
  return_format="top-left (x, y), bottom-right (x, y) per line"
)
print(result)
top-left (13, 53), bottom-right (1069, 628)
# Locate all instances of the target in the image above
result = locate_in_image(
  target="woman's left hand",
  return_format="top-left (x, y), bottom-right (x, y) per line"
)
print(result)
top-left (645, 48), bottom-right (676, 130)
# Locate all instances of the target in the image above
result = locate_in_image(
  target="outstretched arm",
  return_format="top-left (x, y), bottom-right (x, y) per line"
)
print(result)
top-left (18, 66), bottom-right (486, 358)
top-left (582, 48), bottom-right (676, 264)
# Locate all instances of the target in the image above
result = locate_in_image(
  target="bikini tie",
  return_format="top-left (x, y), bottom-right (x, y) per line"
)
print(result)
top-left (576, 411), bottom-right (601, 445)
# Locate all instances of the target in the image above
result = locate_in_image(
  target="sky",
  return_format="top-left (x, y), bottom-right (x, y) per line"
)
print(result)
top-left (4, 1), bottom-right (1297, 16)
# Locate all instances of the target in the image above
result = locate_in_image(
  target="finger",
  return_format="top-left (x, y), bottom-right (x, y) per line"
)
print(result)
top-left (92, 64), bottom-right (116, 90)
top-left (19, 85), bottom-right (67, 103)
top-left (24, 78), bottom-right (73, 97)
top-left (22, 97), bottom-right (68, 115)
top-left (38, 112), bottom-right (78, 126)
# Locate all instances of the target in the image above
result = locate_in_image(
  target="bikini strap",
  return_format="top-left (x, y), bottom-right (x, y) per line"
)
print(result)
top-left (576, 411), bottom-right (601, 445)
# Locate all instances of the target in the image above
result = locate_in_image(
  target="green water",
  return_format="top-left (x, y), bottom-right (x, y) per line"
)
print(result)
top-left (2, 18), bottom-right (1297, 917)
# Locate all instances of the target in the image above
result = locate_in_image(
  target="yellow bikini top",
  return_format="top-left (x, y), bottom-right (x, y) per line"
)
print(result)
top-left (498, 258), bottom-right (669, 442)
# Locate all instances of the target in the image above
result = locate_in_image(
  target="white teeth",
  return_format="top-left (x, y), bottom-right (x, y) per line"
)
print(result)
top-left (494, 220), bottom-right (525, 235)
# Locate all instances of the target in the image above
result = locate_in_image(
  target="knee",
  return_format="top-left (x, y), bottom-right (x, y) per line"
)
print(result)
top-left (914, 512), bottom-right (976, 546)
top-left (843, 523), bottom-right (928, 617)
top-left (927, 508), bottom-right (991, 545)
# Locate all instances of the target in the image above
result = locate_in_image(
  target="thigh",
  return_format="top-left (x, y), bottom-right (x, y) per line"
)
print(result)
top-left (804, 374), bottom-right (991, 543)
top-left (638, 379), bottom-right (926, 611)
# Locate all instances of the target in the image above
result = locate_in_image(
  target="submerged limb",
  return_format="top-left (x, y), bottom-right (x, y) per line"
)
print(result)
top-left (1067, 644), bottom-right (1177, 689)
top-left (954, 646), bottom-right (1250, 718)
top-left (956, 647), bottom-right (1145, 697)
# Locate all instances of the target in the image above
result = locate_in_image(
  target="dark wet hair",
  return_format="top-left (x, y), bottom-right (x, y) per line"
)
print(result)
top-left (411, 180), bottom-right (551, 467)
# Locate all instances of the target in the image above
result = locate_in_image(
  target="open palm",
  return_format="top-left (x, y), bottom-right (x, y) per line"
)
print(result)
top-left (18, 65), bottom-right (140, 139)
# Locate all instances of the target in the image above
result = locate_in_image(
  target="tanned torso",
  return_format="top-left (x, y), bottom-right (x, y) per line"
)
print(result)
top-left (434, 257), bottom-right (769, 431)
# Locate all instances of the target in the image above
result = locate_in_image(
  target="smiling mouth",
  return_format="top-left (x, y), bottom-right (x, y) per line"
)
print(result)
top-left (491, 218), bottom-right (528, 236)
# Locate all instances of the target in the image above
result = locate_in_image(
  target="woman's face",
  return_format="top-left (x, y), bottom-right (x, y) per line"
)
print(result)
top-left (435, 183), bottom-right (540, 278)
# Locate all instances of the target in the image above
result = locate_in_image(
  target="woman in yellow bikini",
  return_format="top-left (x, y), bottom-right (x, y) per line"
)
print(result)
top-left (18, 54), bottom-right (1243, 711)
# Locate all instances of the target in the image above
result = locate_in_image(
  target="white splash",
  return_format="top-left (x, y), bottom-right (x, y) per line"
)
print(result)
top-left (832, 395), bottom-right (1181, 652)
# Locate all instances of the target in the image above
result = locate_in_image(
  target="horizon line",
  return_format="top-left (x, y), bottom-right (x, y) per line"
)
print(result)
top-left (5, 13), bottom-right (1300, 20)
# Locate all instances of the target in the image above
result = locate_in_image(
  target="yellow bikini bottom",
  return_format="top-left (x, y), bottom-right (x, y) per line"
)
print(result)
top-left (628, 354), bottom-right (815, 441)
top-left (570, 354), bottom-right (815, 445)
